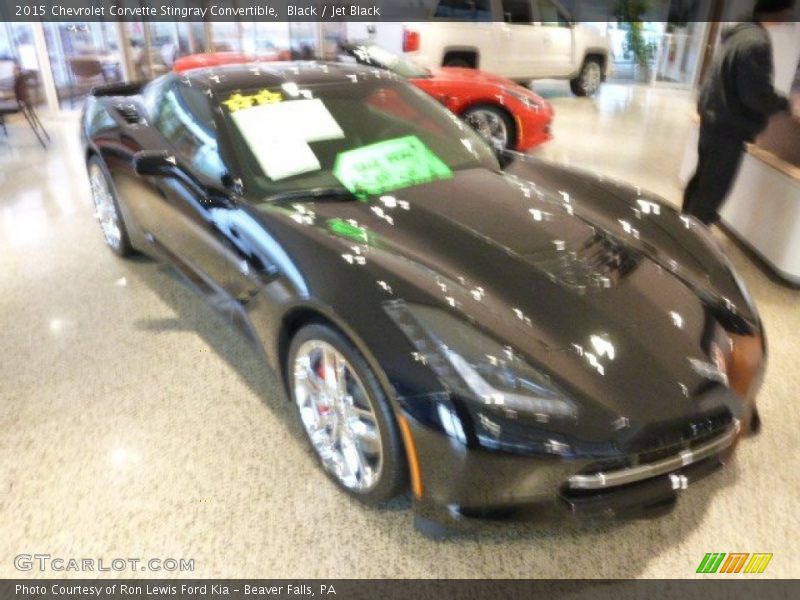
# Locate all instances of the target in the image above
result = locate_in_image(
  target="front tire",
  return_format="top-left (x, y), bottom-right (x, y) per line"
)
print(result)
top-left (87, 155), bottom-right (133, 257)
top-left (570, 58), bottom-right (603, 97)
top-left (462, 104), bottom-right (515, 150)
top-left (288, 323), bottom-right (407, 505)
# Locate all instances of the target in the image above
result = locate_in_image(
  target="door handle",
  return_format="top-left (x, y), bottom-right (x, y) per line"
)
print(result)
top-left (228, 228), bottom-right (280, 283)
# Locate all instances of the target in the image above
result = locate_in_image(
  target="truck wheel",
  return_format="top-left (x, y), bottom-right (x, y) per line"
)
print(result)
top-left (570, 58), bottom-right (603, 97)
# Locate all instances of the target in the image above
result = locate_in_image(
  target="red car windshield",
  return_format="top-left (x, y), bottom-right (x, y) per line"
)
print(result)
top-left (340, 44), bottom-right (432, 80)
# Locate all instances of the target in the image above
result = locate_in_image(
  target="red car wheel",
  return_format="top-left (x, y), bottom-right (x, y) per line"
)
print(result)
top-left (462, 105), bottom-right (515, 150)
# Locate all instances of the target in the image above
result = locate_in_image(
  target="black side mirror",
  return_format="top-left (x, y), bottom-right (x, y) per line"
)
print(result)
top-left (133, 150), bottom-right (179, 178)
top-left (133, 149), bottom-right (236, 208)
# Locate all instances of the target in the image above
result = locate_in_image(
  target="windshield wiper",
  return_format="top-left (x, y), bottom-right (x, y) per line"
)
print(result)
top-left (264, 187), bottom-right (357, 204)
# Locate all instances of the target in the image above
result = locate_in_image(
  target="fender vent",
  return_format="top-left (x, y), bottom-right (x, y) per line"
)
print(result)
top-left (526, 232), bottom-right (640, 294)
top-left (114, 103), bottom-right (143, 125)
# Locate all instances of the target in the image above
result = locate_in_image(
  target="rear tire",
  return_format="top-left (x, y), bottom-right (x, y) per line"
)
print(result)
top-left (570, 58), bottom-right (603, 97)
top-left (288, 323), bottom-right (407, 505)
top-left (87, 155), bottom-right (133, 257)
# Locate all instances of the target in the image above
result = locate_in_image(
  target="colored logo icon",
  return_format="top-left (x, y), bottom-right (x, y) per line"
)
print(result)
top-left (697, 553), bottom-right (772, 574)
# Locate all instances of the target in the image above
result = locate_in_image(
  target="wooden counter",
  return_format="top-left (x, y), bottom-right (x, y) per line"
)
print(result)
top-left (721, 108), bottom-right (800, 285)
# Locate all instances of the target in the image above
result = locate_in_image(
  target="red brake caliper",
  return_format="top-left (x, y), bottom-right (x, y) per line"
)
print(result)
top-left (316, 359), bottom-right (332, 415)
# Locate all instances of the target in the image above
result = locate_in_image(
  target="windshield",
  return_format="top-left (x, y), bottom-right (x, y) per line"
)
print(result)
top-left (343, 44), bottom-right (432, 79)
top-left (219, 77), bottom-right (499, 200)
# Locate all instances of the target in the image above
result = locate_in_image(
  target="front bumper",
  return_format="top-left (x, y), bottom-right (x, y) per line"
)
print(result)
top-left (566, 423), bottom-right (738, 490)
top-left (514, 106), bottom-right (554, 152)
top-left (403, 410), bottom-right (746, 531)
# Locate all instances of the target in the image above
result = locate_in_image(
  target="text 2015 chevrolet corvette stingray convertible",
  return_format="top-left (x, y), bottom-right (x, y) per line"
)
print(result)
top-left (82, 62), bottom-right (764, 534)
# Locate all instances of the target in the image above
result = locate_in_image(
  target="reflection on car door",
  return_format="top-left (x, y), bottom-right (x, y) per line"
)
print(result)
top-left (146, 82), bottom-right (263, 303)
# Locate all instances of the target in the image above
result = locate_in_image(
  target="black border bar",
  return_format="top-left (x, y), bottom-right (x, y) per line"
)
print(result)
top-left (1, 0), bottom-right (799, 23)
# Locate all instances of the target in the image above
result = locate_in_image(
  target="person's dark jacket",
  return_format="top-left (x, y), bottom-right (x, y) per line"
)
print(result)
top-left (698, 21), bottom-right (790, 141)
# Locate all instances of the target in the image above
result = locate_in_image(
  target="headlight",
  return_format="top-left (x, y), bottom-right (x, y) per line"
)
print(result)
top-left (384, 301), bottom-right (577, 420)
top-left (504, 87), bottom-right (546, 109)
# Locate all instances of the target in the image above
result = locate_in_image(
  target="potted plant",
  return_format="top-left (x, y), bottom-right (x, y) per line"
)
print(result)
top-left (616, 0), bottom-right (658, 83)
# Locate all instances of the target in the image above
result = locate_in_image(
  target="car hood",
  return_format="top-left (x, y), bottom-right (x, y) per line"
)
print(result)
top-left (430, 67), bottom-right (521, 87)
top-left (427, 67), bottom-right (546, 102)
top-left (263, 166), bottom-right (751, 437)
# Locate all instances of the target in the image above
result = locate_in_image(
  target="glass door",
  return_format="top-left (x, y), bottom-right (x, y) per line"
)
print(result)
top-left (653, 23), bottom-right (710, 87)
top-left (653, 0), bottom-right (712, 87)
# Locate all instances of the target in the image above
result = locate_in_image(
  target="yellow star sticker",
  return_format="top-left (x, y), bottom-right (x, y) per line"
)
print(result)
top-left (253, 89), bottom-right (283, 105)
top-left (222, 93), bottom-right (253, 112)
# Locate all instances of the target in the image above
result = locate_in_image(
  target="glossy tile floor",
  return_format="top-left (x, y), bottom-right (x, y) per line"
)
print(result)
top-left (1, 83), bottom-right (799, 579)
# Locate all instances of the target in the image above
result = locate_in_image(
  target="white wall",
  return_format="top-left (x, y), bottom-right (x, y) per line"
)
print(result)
top-left (767, 23), bottom-right (800, 94)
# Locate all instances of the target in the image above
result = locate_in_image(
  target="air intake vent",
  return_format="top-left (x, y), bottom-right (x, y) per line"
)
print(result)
top-left (115, 103), bottom-right (142, 124)
top-left (526, 232), bottom-right (640, 294)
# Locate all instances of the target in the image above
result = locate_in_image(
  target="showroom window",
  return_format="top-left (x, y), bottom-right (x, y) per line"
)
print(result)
top-left (125, 22), bottom-right (208, 81)
top-left (288, 22), bottom-right (319, 59)
top-left (240, 22), bottom-right (292, 59)
top-left (211, 21), bottom-right (306, 59)
top-left (502, 0), bottom-right (534, 24)
top-left (42, 22), bottom-right (124, 110)
top-left (0, 22), bottom-right (44, 106)
top-left (153, 83), bottom-right (227, 184)
top-left (434, 0), bottom-right (493, 21)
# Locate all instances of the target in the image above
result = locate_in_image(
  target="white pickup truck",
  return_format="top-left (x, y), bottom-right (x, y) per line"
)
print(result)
top-left (348, 0), bottom-right (612, 96)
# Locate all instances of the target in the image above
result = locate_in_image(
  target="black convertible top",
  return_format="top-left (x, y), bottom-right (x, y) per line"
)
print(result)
top-left (178, 61), bottom-right (396, 95)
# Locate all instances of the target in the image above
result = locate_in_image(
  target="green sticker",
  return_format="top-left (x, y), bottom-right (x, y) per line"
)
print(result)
top-left (333, 136), bottom-right (453, 198)
top-left (327, 218), bottom-right (370, 243)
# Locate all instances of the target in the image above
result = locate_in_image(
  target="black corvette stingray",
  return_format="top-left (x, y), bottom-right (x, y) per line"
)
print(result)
top-left (82, 62), bottom-right (765, 533)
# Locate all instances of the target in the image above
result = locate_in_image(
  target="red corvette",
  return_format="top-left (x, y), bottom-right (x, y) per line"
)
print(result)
top-left (173, 45), bottom-right (553, 152)
top-left (340, 44), bottom-right (552, 151)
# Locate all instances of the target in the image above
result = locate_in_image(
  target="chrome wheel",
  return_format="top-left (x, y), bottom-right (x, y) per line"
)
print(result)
top-left (89, 162), bottom-right (122, 250)
top-left (293, 340), bottom-right (383, 492)
top-left (581, 61), bottom-right (602, 96)
top-left (464, 108), bottom-right (510, 149)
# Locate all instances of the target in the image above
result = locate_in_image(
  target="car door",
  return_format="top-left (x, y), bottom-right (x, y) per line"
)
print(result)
top-left (532, 0), bottom-right (575, 77)
top-left (496, 0), bottom-right (541, 79)
top-left (145, 82), bottom-right (266, 303)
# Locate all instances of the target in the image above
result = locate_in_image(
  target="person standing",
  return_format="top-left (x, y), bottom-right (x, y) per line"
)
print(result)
top-left (682, 0), bottom-right (796, 225)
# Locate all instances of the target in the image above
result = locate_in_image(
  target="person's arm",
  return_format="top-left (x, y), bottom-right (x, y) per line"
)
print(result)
top-left (736, 42), bottom-right (790, 118)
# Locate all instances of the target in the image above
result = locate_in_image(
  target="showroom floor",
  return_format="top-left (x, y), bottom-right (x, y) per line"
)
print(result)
top-left (1, 82), bottom-right (798, 579)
